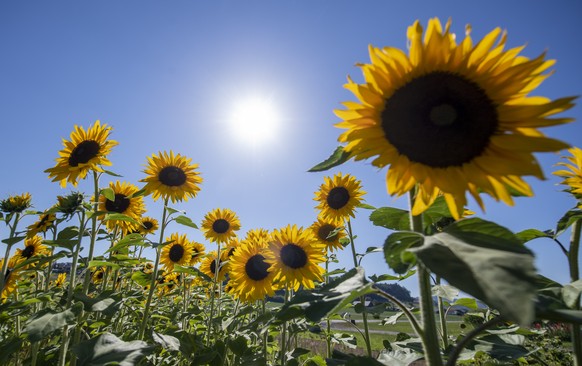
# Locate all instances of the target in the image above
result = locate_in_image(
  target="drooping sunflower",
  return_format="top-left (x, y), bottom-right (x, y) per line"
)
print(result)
top-left (335, 18), bottom-right (575, 219)
top-left (160, 233), bottom-right (194, 271)
top-left (45, 120), bottom-right (118, 188)
top-left (201, 208), bottom-right (241, 244)
top-left (15, 235), bottom-right (50, 266)
top-left (554, 147), bottom-right (582, 208)
top-left (140, 151), bottom-right (202, 203)
top-left (200, 250), bottom-right (228, 281)
top-left (98, 181), bottom-right (146, 234)
top-left (229, 239), bottom-right (275, 303)
top-left (56, 192), bottom-right (84, 215)
top-left (265, 224), bottom-right (326, 290)
top-left (0, 193), bottom-right (32, 214)
top-left (136, 216), bottom-right (159, 235)
top-left (314, 173), bottom-right (366, 223)
top-left (189, 241), bottom-right (206, 266)
top-left (27, 212), bottom-right (57, 238)
top-left (310, 218), bottom-right (346, 252)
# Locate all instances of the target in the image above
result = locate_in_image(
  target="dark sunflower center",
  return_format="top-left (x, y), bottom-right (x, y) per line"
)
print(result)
top-left (36, 214), bottom-right (51, 229)
top-left (381, 71), bottom-right (498, 167)
top-left (318, 224), bottom-right (337, 242)
top-left (68, 140), bottom-right (100, 167)
top-left (280, 243), bottom-right (308, 269)
top-left (158, 166), bottom-right (187, 187)
top-left (5, 269), bottom-right (11, 282)
top-left (143, 221), bottom-right (154, 230)
top-left (212, 219), bottom-right (230, 234)
top-left (228, 247), bottom-right (236, 257)
top-left (22, 245), bottom-right (35, 259)
top-left (327, 187), bottom-right (350, 210)
top-left (96, 271), bottom-right (104, 279)
top-left (210, 260), bottom-right (217, 274)
top-left (105, 194), bottom-right (131, 213)
top-left (169, 244), bottom-right (185, 262)
top-left (245, 254), bottom-right (270, 281)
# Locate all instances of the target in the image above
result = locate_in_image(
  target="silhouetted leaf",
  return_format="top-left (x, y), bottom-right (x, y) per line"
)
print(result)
top-left (308, 146), bottom-right (351, 172)
top-left (72, 332), bottom-right (153, 366)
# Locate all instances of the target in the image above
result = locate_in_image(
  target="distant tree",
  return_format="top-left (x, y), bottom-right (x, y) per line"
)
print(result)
top-left (370, 283), bottom-right (414, 304)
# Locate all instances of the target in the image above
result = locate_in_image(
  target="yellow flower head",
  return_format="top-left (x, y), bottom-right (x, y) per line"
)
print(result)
top-left (314, 173), bottom-right (365, 223)
top-left (160, 233), bottom-right (194, 271)
top-left (98, 181), bottom-right (146, 234)
top-left (229, 239), bottom-right (275, 303)
top-left (335, 18), bottom-right (575, 219)
top-left (310, 218), bottom-right (346, 252)
top-left (0, 193), bottom-right (32, 214)
top-left (201, 208), bottom-right (241, 244)
top-left (27, 212), bottom-right (57, 237)
top-left (554, 147), bottom-right (582, 208)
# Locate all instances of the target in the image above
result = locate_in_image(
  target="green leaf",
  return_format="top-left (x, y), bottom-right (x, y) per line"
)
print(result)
top-left (376, 349), bottom-right (422, 366)
top-left (228, 336), bottom-right (248, 356)
top-left (174, 265), bottom-right (213, 282)
top-left (555, 208), bottom-right (582, 237)
top-left (103, 213), bottom-right (138, 224)
top-left (153, 331), bottom-right (180, 352)
top-left (74, 290), bottom-right (123, 317)
top-left (276, 267), bottom-right (375, 323)
top-left (515, 229), bottom-right (553, 244)
top-left (562, 279), bottom-right (582, 308)
top-left (175, 215), bottom-right (199, 229)
top-left (23, 302), bottom-right (83, 342)
top-left (72, 332), bottom-right (153, 366)
top-left (432, 284), bottom-right (459, 302)
top-left (1, 235), bottom-right (26, 246)
top-left (88, 260), bottom-right (121, 270)
top-left (466, 334), bottom-right (528, 361)
top-left (383, 232), bottom-right (424, 274)
top-left (102, 170), bottom-right (123, 177)
top-left (358, 203), bottom-right (376, 210)
top-left (308, 146), bottom-right (351, 172)
top-left (452, 298), bottom-right (479, 310)
top-left (0, 337), bottom-right (23, 365)
top-left (370, 207), bottom-right (410, 231)
top-left (100, 188), bottom-right (115, 202)
top-left (105, 233), bottom-right (145, 254)
top-left (131, 271), bottom-right (152, 287)
top-left (411, 220), bottom-right (537, 326)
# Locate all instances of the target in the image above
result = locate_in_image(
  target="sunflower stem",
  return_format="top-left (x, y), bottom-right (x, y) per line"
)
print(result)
top-left (0, 212), bottom-right (20, 293)
top-left (280, 287), bottom-right (289, 366)
top-left (409, 191), bottom-right (443, 366)
top-left (325, 257), bottom-right (332, 359)
top-left (436, 276), bottom-right (449, 349)
top-left (568, 219), bottom-right (581, 366)
top-left (138, 198), bottom-right (169, 340)
top-left (374, 286), bottom-right (424, 338)
top-left (262, 299), bottom-right (268, 363)
top-left (82, 171), bottom-right (101, 294)
top-left (346, 220), bottom-right (372, 357)
top-left (206, 242), bottom-right (222, 345)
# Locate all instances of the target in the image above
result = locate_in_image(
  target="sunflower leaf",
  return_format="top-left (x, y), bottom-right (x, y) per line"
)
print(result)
top-left (411, 219), bottom-right (537, 326)
top-left (103, 213), bottom-right (138, 224)
top-left (515, 229), bottom-right (553, 244)
top-left (100, 188), bottom-right (115, 202)
top-left (131, 271), bottom-right (152, 287)
top-left (71, 332), bottom-right (153, 366)
top-left (102, 170), bottom-right (123, 177)
top-left (370, 207), bottom-right (410, 231)
top-left (1, 235), bottom-right (26, 246)
top-left (23, 302), bottom-right (83, 342)
top-left (88, 260), bottom-right (121, 270)
top-left (173, 265), bottom-right (212, 281)
top-left (383, 232), bottom-right (424, 274)
top-left (105, 233), bottom-right (145, 254)
top-left (555, 208), bottom-right (582, 238)
top-left (174, 215), bottom-right (198, 229)
top-left (308, 146), bottom-right (351, 172)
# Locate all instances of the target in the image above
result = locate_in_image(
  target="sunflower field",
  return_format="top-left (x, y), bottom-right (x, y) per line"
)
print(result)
top-left (1, 18), bottom-right (581, 366)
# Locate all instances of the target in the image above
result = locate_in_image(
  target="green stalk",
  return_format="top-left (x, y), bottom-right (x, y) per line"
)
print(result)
top-left (262, 299), bottom-right (268, 363)
top-left (0, 213), bottom-right (21, 293)
top-left (409, 191), bottom-right (443, 366)
top-left (375, 286), bottom-right (424, 338)
top-left (436, 276), bottom-right (449, 348)
top-left (82, 171), bottom-right (101, 294)
top-left (138, 198), bottom-right (169, 340)
top-left (325, 257), bottom-right (332, 359)
top-left (346, 220), bottom-right (372, 357)
top-left (206, 243), bottom-right (222, 345)
top-left (280, 287), bottom-right (289, 366)
top-left (569, 220), bottom-right (581, 366)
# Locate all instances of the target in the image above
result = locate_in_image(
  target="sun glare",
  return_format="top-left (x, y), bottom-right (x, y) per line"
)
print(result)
top-left (230, 97), bottom-right (279, 145)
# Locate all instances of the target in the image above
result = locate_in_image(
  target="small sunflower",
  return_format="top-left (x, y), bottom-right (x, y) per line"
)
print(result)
top-left (201, 208), bottom-right (241, 244)
top-left (0, 193), bottom-right (32, 214)
top-left (92, 267), bottom-right (106, 284)
top-left (140, 262), bottom-right (155, 274)
top-left (310, 218), bottom-right (346, 252)
top-left (189, 241), bottom-right (206, 266)
top-left (1, 256), bottom-right (21, 301)
top-left (140, 151), bottom-right (202, 203)
top-left (157, 271), bottom-right (181, 296)
top-left (314, 173), bottom-right (365, 223)
top-left (244, 228), bottom-right (271, 244)
top-left (554, 147), bottom-right (582, 208)
top-left (56, 192), bottom-right (84, 215)
top-left (160, 233), bottom-right (194, 271)
top-left (200, 250), bottom-right (228, 281)
top-left (137, 216), bottom-right (159, 235)
top-left (15, 235), bottom-right (50, 265)
top-left (98, 181), bottom-right (146, 234)
top-left (27, 212), bottom-right (57, 237)
top-left (54, 273), bottom-right (67, 287)
top-left (229, 239), bottom-right (275, 303)
top-left (265, 224), bottom-right (326, 290)
top-left (45, 120), bottom-right (118, 188)
top-left (335, 18), bottom-right (575, 219)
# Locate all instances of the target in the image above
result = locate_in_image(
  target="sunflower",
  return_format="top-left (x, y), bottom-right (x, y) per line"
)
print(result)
top-left (140, 262), bottom-right (155, 274)
top-left (229, 239), bottom-right (275, 303)
top-left (92, 267), bottom-right (106, 284)
top-left (157, 271), bottom-right (181, 296)
top-left (27, 212), bottom-right (57, 237)
top-left (189, 241), bottom-right (206, 266)
top-left (56, 192), bottom-right (84, 215)
top-left (201, 208), bottom-right (241, 244)
top-left (265, 224), bottom-right (326, 290)
top-left (244, 228), bottom-right (271, 243)
top-left (200, 250), bottom-right (228, 281)
top-left (53, 273), bottom-right (67, 288)
top-left (335, 18), bottom-right (575, 219)
top-left (0, 193), bottom-right (32, 214)
top-left (140, 151), bottom-right (202, 203)
top-left (137, 216), bottom-right (159, 235)
top-left (310, 218), bottom-right (346, 252)
top-left (554, 147), bottom-right (582, 208)
top-left (15, 235), bottom-right (50, 265)
top-left (98, 181), bottom-right (146, 234)
top-left (314, 173), bottom-right (365, 223)
top-left (1, 256), bottom-right (21, 301)
top-left (160, 233), bottom-right (193, 271)
top-left (45, 120), bottom-right (118, 188)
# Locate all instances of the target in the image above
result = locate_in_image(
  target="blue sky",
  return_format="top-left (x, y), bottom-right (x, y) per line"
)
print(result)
top-left (1, 1), bottom-right (581, 296)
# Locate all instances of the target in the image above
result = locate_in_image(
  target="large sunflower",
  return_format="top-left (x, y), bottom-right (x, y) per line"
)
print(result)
top-left (98, 181), bottom-right (146, 234)
top-left (265, 224), bottom-right (325, 290)
top-left (0, 193), bottom-right (32, 214)
top-left (229, 239), bottom-right (275, 303)
top-left (554, 147), bottom-right (582, 208)
top-left (200, 250), bottom-right (228, 281)
top-left (335, 18), bottom-right (575, 219)
top-left (201, 208), bottom-right (241, 244)
top-left (45, 120), bottom-right (118, 188)
top-left (27, 212), bottom-right (57, 237)
top-left (140, 151), bottom-right (202, 203)
top-left (314, 173), bottom-right (365, 223)
top-left (310, 218), bottom-right (346, 252)
top-left (160, 233), bottom-right (194, 271)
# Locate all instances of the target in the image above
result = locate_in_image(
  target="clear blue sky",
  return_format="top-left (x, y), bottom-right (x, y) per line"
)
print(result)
top-left (1, 1), bottom-right (581, 296)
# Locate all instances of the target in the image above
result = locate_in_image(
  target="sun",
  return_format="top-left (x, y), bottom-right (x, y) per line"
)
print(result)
top-left (230, 96), bottom-right (279, 145)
